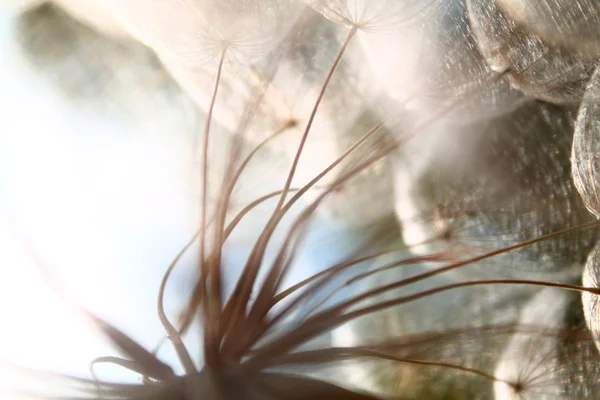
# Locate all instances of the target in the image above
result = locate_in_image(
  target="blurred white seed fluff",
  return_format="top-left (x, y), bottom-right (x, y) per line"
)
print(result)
top-left (76, 0), bottom-right (305, 128)
top-left (467, 0), bottom-right (599, 104)
top-left (493, 287), bottom-right (570, 400)
top-left (583, 241), bottom-right (600, 354)
top-left (303, 0), bottom-right (441, 31)
top-left (356, 0), bottom-right (526, 124)
top-left (95, 0), bottom-right (304, 65)
top-left (572, 66), bottom-right (600, 219)
top-left (497, 0), bottom-right (600, 58)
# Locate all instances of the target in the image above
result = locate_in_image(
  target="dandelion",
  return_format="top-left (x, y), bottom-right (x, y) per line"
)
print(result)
top-left (5, 1), bottom-right (600, 400)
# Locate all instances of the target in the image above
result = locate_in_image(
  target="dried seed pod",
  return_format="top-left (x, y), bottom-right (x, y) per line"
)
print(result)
top-left (467, 0), bottom-right (599, 104)
top-left (572, 65), bottom-right (600, 218)
top-left (394, 101), bottom-right (599, 275)
top-left (497, 0), bottom-right (600, 58)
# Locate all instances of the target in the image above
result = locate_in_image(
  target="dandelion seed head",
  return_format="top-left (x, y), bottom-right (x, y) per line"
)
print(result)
top-left (7, 0), bottom-right (600, 399)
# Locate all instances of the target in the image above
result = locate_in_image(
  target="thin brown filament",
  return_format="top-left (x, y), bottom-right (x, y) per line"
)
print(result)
top-left (227, 147), bottom-right (399, 355)
top-left (153, 228), bottom-right (201, 352)
top-left (206, 63), bottom-right (292, 294)
top-left (244, 278), bottom-right (600, 373)
top-left (168, 121), bottom-right (294, 341)
top-left (216, 226), bottom-right (400, 347)
top-left (84, 314), bottom-right (175, 382)
top-left (218, 64), bottom-right (485, 350)
top-left (299, 252), bottom-right (458, 321)
top-left (177, 186), bottom-right (323, 339)
top-left (217, 120), bottom-right (297, 233)
top-left (243, 220), bottom-right (600, 368)
top-left (220, 26), bottom-right (359, 349)
top-left (200, 47), bottom-right (228, 368)
top-left (337, 279), bottom-right (600, 327)
top-left (232, 254), bottom-right (441, 358)
top-left (269, 347), bottom-right (510, 387)
top-left (318, 220), bottom-right (600, 322)
top-left (251, 107), bottom-right (464, 307)
top-left (255, 66), bottom-right (512, 256)
top-left (221, 216), bottom-right (318, 357)
top-left (234, 131), bottom-right (401, 332)
top-left (269, 252), bottom-right (457, 336)
top-left (240, 323), bottom-right (548, 358)
top-left (207, 120), bottom-right (297, 281)
top-left (156, 230), bottom-right (198, 374)
top-left (207, 64), bottom-right (280, 258)
top-left (274, 26), bottom-right (358, 212)
top-left (205, 120), bottom-right (296, 357)
top-left (220, 51), bottom-right (404, 342)
top-left (270, 248), bottom-right (408, 306)
top-left (153, 211), bottom-right (225, 364)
